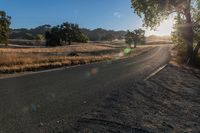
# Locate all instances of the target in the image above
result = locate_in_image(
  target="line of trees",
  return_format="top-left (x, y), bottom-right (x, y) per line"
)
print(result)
top-left (131, 0), bottom-right (200, 65)
top-left (125, 28), bottom-right (145, 48)
top-left (45, 22), bottom-right (89, 46)
top-left (0, 10), bottom-right (11, 46)
top-left (10, 27), bottom-right (126, 42)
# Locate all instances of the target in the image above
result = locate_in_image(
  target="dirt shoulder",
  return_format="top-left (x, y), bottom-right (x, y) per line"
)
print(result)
top-left (67, 65), bottom-right (200, 132)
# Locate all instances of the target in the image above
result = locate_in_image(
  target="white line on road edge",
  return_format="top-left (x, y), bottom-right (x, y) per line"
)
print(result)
top-left (144, 64), bottom-right (168, 81)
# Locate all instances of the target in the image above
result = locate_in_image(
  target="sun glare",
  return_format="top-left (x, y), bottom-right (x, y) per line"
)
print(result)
top-left (146, 16), bottom-right (175, 36)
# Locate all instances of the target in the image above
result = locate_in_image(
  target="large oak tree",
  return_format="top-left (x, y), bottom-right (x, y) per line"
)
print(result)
top-left (125, 28), bottom-right (145, 48)
top-left (0, 11), bottom-right (11, 46)
top-left (131, 0), bottom-right (200, 64)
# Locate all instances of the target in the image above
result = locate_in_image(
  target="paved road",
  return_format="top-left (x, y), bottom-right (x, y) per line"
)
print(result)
top-left (0, 45), bottom-right (171, 133)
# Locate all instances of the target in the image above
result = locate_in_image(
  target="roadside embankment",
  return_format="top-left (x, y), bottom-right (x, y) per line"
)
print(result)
top-left (64, 46), bottom-right (200, 132)
top-left (69, 64), bottom-right (200, 133)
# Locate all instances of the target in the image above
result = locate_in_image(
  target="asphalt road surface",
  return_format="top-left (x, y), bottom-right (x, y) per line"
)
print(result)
top-left (0, 45), bottom-right (171, 133)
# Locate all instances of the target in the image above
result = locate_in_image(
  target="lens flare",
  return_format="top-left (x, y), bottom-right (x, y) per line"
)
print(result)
top-left (124, 48), bottom-right (132, 54)
top-left (85, 68), bottom-right (99, 77)
top-left (31, 104), bottom-right (37, 112)
top-left (91, 68), bottom-right (98, 75)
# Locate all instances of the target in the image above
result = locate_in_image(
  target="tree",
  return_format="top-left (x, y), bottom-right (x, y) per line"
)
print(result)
top-left (0, 11), bottom-right (11, 46)
top-left (192, 3), bottom-right (200, 63)
top-left (71, 24), bottom-right (88, 43)
top-left (35, 34), bottom-right (44, 40)
top-left (60, 22), bottom-right (74, 45)
top-left (45, 26), bottom-right (61, 46)
top-left (125, 30), bottom-right (134, 46)
top-left (131, 0), bottom-right (200, 64)
top-left (45, 22), bottom-right (88, 46)
top-left (73, 32), bottom-right (88, 43)
top-left (132, 28), bottom-right (145, 47)
top-left (60, 22), bottom-right (88, 45)
top-left (125, 29), bottom-right (145, 48)
top-left (171, 13), bottom-right (188, 62)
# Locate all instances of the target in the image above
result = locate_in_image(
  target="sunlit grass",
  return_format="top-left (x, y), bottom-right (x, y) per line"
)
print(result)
top-left (0, 52), bottom-right (112, 73)
top-left (0, 43), bottom-right (155, 74)
top-left (0, 43), bottom-right (114, 53)
top-left (0, 44), bottom-right (114, 73)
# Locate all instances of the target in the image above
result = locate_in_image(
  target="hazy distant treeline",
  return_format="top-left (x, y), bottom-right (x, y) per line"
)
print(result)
top-left (81, 28), bottom-right (126, 41)
top-left (9, 25), bottom-right (126, 42)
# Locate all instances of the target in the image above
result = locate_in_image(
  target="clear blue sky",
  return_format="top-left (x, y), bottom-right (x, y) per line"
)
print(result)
top-left (0, 0), bottom-right (173, 35)
top-left (0, 0), bottom-right (142, 30)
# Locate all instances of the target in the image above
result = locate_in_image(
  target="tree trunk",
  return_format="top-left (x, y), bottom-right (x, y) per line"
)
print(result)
top-left (68, 39), bottom-right (71, 45)
top-left (193, 41), bottom-right (200, 63)
top-left (68, 34), bottom-right (71, 45)
top-left (183, 8), bottom-right (194, 64)
top-left (5, 42), bottom-right (8, 47)
top-left (134, 41), bottom-right (137, 48)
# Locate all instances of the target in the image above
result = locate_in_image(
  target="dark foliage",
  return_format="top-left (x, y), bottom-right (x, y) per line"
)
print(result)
top-left (45, 22), bottom-right (88, 46)
top-left (45, 26), bottom-right (61, 46)
top-left (125, 29), bottom-right (145, 48)
top-left (0, 10), bottom-right (11, 46)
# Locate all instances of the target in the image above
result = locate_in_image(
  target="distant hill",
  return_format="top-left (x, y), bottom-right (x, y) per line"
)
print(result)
top-left (145, 35), bottom-right (172, 44)
top-left (81, 28), bottom-right (126, 41)
top-left (9, 25), bottom-right (126, 41)
top-left (9, 25), bottom-right (172, 45)
top-left (9, 25), bottom-right (51, 40)
top-left (146, 35), bottom-right (171, 41)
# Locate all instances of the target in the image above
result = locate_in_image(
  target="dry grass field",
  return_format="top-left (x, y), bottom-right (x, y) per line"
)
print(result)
top-left (0, 43), bottom-right (116, 73)
top-left (0, 42), bottom-right (155, 74)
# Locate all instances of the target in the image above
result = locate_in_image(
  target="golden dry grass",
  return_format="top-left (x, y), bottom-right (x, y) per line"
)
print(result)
top-left (0, 43), bottom-right (154, 74)
top-left (1, 43), bottom-right (114, 54)
top-left (0, 52), bottom-right (112, 73)
top-left (0, 44), bottom-right (114, 73)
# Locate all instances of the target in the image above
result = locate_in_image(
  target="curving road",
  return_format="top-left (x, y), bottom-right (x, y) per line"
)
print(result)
top-left (0, 45), bottom-right (171, 133)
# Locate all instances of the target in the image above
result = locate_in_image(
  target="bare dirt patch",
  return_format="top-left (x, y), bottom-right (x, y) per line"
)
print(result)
top-left (68, 64), bottom-right (200, 133)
